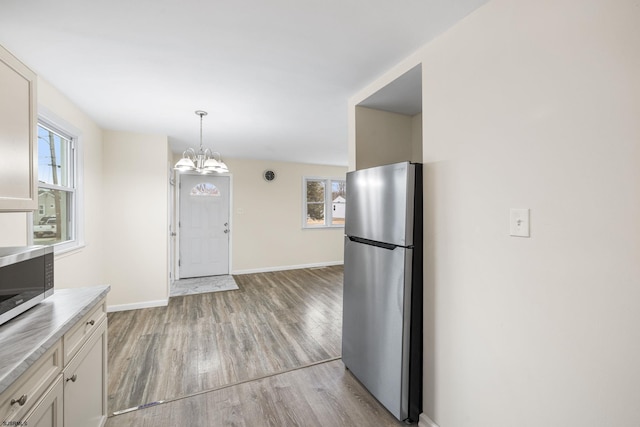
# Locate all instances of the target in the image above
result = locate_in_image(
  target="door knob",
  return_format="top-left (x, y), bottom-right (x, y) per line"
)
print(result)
top-left (224, 229), bottom-right (229, 234)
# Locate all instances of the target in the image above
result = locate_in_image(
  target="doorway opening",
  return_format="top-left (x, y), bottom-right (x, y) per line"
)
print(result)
top-left (173, 173), bottom-right (232, 293)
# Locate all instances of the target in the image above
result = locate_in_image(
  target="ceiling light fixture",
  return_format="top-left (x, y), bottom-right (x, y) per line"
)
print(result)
top-left (174, 110), bottom-right (229, 174)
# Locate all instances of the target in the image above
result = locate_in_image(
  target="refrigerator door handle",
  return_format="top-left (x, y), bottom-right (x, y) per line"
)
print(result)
top-left (348, 236), bottom-right (399, 250)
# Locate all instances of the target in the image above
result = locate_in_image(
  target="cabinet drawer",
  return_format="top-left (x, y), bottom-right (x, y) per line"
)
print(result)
top-left (63, 298), bottom-right (106, 365)
top-left (0, 340), bottom-right (63, 423)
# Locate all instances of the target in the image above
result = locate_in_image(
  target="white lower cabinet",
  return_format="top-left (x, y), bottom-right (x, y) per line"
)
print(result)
top-left (63, 318), bottom-right (107, 427)
top-left (0, 296), bottom-right (108, 427)
top-left (0, 342), bottom-right (62, 423)
top-left (23, 377), bottom-right (63, 427)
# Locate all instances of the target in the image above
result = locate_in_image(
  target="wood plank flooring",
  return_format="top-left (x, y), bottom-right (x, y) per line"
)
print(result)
top-left (106, 266), bottom-right (406, 425)
top-left (105, 359), bottom-right (406, 427)
top-left (107, 267), bottom-right (344, 414)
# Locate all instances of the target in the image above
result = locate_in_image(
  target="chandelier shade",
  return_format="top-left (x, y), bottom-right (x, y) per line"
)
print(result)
top-left (174, 110), bottom-right (229, 174)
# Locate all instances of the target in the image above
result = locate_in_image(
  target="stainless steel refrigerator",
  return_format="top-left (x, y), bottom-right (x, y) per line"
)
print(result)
top-left (342, 161), bottom-right (422, 423)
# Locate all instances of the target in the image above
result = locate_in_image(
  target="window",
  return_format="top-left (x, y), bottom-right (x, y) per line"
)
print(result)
top-left (33, 121), bottom-right (77, 248)
top-left (190, 182), bottom-right (220, 197)
top-left (303, 177), bottom-right (346, 228)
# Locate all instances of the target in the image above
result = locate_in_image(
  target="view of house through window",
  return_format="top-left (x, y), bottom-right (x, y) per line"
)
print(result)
top-left (33, 123), bottom-right (75, 245)
top-left (304, 178), bottom-right (346, 227)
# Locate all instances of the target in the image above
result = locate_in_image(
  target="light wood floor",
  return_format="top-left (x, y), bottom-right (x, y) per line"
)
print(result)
top-left (105, 359), bottom-right (405, 426)
top-left (106, 266), bottom-right (405, 426)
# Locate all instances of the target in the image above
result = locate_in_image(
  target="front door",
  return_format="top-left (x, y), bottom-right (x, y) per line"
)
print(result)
top-left (179, 174), bottom-right (230, 278)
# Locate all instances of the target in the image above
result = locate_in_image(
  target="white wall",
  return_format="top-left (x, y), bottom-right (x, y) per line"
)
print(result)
top-left (350, 0), bottom-right (640, 425)
top-left (103, 131), bottom-right (169, 308)
top-left (38, 78), bottom-right (106, 289)
top-left (0, 72), bottom-right (171, 309)
top-left (221, 158), bottom-right (346, 273)
top-left (0, 77), bottom-right (106, 289)
top-left (1, 46), bottom-right (342, 310)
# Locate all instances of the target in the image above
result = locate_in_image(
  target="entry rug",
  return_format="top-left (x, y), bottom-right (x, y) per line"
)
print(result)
top-left (170, 275), bottom-right (239, 297)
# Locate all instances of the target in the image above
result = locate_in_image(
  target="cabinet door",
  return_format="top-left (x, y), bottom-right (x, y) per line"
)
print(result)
top-left (64, 319), bottom-right (107, 427)
top-left (0, 44), bottom-right (37, 211)
top-left (23, 377), bottom-right (63, 427)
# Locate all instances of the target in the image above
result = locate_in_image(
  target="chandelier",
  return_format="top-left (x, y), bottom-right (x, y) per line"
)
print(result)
top-left (174, 110), bottom-right (229, 174)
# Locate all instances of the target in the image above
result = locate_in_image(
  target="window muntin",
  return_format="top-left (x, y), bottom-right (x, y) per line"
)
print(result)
top-left (303, 177), bottom-right (346, 228)
top-left (33, 123), bottom-right (76, 246)
top-left (330, 180), bottom-right (346, 226)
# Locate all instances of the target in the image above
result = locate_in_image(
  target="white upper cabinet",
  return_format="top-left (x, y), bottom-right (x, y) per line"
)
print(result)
top-left (0, 44), bottom-right (37, 211)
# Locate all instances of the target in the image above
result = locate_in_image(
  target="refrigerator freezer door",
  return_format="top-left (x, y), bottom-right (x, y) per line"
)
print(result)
top-left (345, 162), bottom-right (416, 246)
top-left (342, 237), bottom-right (413, 421)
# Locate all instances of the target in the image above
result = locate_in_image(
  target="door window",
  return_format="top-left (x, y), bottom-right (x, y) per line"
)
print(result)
top-left (190, 182), bottom-right (220, 197)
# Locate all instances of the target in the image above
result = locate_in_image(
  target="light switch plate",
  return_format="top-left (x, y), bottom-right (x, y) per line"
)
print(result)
top-left (510, 208), bottom-right (530, 237)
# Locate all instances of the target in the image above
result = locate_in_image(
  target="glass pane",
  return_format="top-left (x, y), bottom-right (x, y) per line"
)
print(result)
top-left (37, 125), bottom-right (71, 187)
top-left (190, 182), bottom-right (220, 197)
top-left (306, 180), bottom-right (325, 203)
top-left (306, 203), bottom-right (325, 226)
top-left (33, 189), bottom-right (72, 244)
top-left (331, 180), bottom-right (346, 226)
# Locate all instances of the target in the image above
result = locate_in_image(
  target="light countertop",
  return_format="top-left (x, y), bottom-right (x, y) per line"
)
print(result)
top-left (0, 285), bottom-right (110, 395)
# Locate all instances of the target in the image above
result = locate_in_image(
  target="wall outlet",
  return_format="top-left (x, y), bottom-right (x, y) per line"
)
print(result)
top-left (510, 208), bottom-right (530, 237)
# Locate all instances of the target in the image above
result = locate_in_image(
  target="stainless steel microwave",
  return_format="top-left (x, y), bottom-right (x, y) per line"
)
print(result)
top-left (0, 246), bottom-right (54, 326)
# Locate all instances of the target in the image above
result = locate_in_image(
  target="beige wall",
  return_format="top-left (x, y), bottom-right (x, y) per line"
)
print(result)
top-left (38, 78), bottom-right (106, 290)
top-left (0, 74), bottom-right (171, 310)
top-left (1, 59), bottom-right (342, 310)
top-left (0, 77), bottom-right (106, 289)
top-left (355, 106), bottom-right (422, 169)
top-left (351, 0), bottom-right (640, 425)
top-left (189, 157), bottom-right (346, 273)
top-left (0, 213), bottom-right (28, 246)
top-left (411, 113), bottom-right (422, 163)
top-left (1, 46), bottom-right (343, 310)
top-left (103, 131), bottom-right (169, 308)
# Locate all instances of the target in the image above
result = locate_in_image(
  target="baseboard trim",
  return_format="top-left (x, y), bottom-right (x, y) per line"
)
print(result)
top-left (232, 261), bottom-right (343, 275)
top-left (106, 263), bottom-right (343, 311)
top-left (419, 413), bottom-right (440, 427)
top-left (107, 299), bottom-right (168, 313)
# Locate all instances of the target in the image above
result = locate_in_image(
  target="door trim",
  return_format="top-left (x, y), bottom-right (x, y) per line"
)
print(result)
top-left (174, 171), bottom-right (233, 281)
top-left (168, 161), bottom-right (175, 296)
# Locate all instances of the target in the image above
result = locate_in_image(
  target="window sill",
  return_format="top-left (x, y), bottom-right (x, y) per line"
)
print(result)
top-left (52, 240), bottom-right (86, 258)
top-left (302, 225), bottom-right (345, 230)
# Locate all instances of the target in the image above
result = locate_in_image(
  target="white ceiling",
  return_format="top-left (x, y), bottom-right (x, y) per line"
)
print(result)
top-left (0, 0), bottom-right (486, 166)
top-left (358, 64), bottom-right (423, 116)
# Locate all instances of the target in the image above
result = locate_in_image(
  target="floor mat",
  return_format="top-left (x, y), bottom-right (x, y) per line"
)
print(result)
top-left (170, 275), bottom-right (239, 297)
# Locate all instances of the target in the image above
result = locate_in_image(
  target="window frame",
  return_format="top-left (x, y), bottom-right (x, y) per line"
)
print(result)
top-left (302, 176), bottom-right (346, 229)
top-left (29, 110), bottom-right (84, 254)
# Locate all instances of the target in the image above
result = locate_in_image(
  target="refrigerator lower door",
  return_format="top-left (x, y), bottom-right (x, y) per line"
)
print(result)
top-left (342, 236), bottom-right (413, 421)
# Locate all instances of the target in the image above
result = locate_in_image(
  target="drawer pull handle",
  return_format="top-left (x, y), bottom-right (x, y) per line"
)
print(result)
top-left (11, 394), bottom-right (27, 406)
top-left (87, 320), bottom-right (95, 326)
top-left (66, 374), bottom-right (78, 383)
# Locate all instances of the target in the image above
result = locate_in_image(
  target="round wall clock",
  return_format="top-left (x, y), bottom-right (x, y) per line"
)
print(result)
top-left (263, 170), bottom-right (276, 182)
